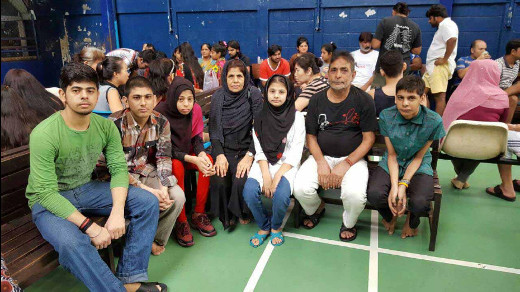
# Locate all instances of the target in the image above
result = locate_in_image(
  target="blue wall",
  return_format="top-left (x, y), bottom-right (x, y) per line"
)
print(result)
top-left (2, 0), bottom-right (519, 87)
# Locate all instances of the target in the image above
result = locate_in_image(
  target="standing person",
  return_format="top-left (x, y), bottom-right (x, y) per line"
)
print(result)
top-left (72, 47), bottom-right (105, 70)
top-left (352, 32), bottom-right (379, 91)
top-left (244, 75), bottom-right (305, 247)
top-left (148, 58), bottom-right (175, 104)
top-left (3, 69), bottom-right (64, 121)
top-left (95, 56), bottom-right (130, 113)
top-left (372, 2), bottom-right (422, 88)
top-left (227, 40), bottom-right (252, 73)
top-left (209, 60), bottom-right (263, 230)
top-left (210, 41), bottom-right (227, 84)
top-left (107, 48), bottom-right (157, 77)
top-left (180, 42), bottom-right (205, 92)
top-left (26, 62), bottom-right (166, 291)
top-left (423, 4), bottom-right (459, 116)
top-left (259, 44), bottom-right (291, 87)
top-left (367, 76), bottom-right (445, 238)
top-left (320, 42), bottom-right (337, 78)
top-left (155, 77), bottom-right (217, 247)
top-left (111, 76), bottom-right (185, 256)
top-left (293, 51), bottom-right (378, 242)
top-left (293, 53), bottom-right (329, 111)
top-left (199, 43), bottom-right (217, 73)
top-left (496, 39), bottom-right (520, 123)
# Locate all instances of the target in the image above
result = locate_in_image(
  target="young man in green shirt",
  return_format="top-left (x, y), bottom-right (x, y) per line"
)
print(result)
top-left (26, 63), bottom-right (167, 291)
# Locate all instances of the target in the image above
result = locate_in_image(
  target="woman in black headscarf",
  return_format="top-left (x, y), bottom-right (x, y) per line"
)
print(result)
top-left (209, 59), bottom-right (263, 229)
top-left (243, 75), bottom-right (305, 247)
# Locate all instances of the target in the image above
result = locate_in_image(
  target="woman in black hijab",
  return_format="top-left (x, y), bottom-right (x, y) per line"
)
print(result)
top-left (242, 75), bottom-right (306, 247)
top-left (209, 59), bottom-right (263, 229)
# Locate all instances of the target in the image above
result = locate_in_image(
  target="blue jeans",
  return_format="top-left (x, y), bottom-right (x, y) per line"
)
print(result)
top-left (243, 177), bottom-right (291, 231)
top-left (32, 181), bottom-right (159, 292)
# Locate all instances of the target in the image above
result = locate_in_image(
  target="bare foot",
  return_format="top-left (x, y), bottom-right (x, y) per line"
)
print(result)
top-left (382, 216), bottom-right (397, 235)
top-left (251, 229), bottom-right (270, 246)
top-left (303, 201), bottom-right (325, 228)
top-left (401, 213), bottom-right (418, 239)
top-left (151, 242), bottom-right (165, 256)
top-left (239, 218), bottom-right (250, 225)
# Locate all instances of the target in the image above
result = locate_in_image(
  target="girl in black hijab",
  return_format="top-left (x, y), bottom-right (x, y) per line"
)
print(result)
top-left (242, 75), bottom-right (306, 247)
top-left (209, 59), bottom-right (263, 230)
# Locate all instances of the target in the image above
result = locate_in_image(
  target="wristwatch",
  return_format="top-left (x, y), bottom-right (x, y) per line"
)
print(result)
top-left (246, 151), bottom-right (254, 157)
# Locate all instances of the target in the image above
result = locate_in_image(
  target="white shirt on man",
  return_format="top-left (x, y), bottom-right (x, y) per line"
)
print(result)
top-left (351, 49), bottom-right (379, 88)
top-left (426, 17), bottom-right (459, 75)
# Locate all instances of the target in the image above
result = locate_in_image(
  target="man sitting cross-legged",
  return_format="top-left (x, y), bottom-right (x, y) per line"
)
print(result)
top-left (367, 76), bottom-right (445, 238)
top-left (26, 63), bottom-right (167, 291)
top-left (293, 51), bottom-right (378, 242)
top-left (110, 76), bottom-right (186, 256)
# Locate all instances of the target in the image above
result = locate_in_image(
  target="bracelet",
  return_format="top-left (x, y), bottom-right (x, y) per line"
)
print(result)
top-left (89, 227), bottom-right (103, 239)
top-left (79, 218), bottom-right (93, 233)
top-left (398, 179), bottom-right (410, 188)
top-left (345, 157), bottom-right (353, 167)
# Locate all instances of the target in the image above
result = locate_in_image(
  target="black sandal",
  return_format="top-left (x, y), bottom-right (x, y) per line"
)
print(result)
top-left (136, 282), bottom-right (168, 292)
top-left (513, 180), bottom-right (520, 192)
top-left (339, 224), bottom-right (357, 242)
top-left (486, 185), bottom-right (516, 202)
top-left (301, 208), bottom-right (326, 229)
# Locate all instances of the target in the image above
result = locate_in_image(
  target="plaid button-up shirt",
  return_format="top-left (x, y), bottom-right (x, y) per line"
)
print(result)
top-left (109, 109), bottom-right (177, 187)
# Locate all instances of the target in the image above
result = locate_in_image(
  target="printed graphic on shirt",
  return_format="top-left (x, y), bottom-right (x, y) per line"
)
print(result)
top-left (384, 24), bottom-right (412, 53)
top-left (318, 109), bottom-right (361, 131)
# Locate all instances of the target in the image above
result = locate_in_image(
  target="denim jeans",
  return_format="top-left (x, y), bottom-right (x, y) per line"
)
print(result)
top-left (32, 181), bottom-right (159, 292)
top-left (243, 177), bottom-right (291, 231)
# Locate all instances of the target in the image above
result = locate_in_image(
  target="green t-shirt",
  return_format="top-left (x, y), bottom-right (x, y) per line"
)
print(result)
top-left (26, 112), bottom-right (129, 218)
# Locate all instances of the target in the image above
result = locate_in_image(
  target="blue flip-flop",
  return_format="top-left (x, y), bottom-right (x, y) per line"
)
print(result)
top-left (249, 232), bottom-right (269, 248)
top-left (270, 231), bottom-right (285, 246)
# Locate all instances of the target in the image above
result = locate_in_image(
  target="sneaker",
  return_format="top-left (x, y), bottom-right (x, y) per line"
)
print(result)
top-left (190, 213), bottom-right (217, 237)
top-left (174, 222), bottom-right (194, 247)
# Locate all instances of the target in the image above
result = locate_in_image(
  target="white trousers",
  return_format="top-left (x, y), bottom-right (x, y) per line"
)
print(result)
top-left (293, 155), bottom-right (368, 228)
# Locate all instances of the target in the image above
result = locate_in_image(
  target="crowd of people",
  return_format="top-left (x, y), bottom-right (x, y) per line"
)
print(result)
top-left (1, 2), bottom-right (519, 291)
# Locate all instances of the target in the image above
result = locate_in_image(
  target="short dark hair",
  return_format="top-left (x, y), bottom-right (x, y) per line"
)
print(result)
top-left (268, 44), bottom-right (282, 57)
top-left (380, 50), bottom-right (404, 78)
top-left (426, 4), bottom-right (448, 18)
top-left (393, 2), bottom-right (410, 15)
top-left (228, 40), bottom-right (241, 51)
top-left (294, 53), bottom-right (322, 74)
top-left (138, 49), bottom-right (157, 64)
top-left (124, 76), bottom-right (153, 97)
top-left (359, 32), bottom-right (373, 42)
top-left (330, 50), bottom-right (355, 71)
top-left (212, 41), bottom-right (227, 56)
top-left (321, 42), bottom-right (337, 54)
top-left (471, 39), bottom-right (485, 49)
top-left (60, 62), bottom-right (99, 91)
top-left (201, 43), bottom-right (211, 50)
top-left (396, 75), bottom-right (425, 96)
top-left (505, 39), bottom-right (520, 55)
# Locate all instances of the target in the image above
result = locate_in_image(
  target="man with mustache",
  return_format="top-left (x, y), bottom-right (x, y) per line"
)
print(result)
top-left (351, 32), bottom-right (379, 91)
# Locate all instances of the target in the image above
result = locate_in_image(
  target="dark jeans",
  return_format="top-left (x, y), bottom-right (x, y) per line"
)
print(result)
top-left (367, 167), bottom-right (433, 228)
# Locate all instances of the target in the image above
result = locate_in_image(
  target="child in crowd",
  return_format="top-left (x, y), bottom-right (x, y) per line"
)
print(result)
top-left (210, 41), bottom-right (227, 85)
top-left (110, 76), bottom-right (185, 256)
top-left (320, 42), bottom-right (337, 78)
top-left (368, 50), bottom-right (406, 116)
top-left (94, 56), bottom-right (130, 113)
top-left (368, 75), bottom-right (445, 238)
top-left (243, 75), bottom-right (305, 247)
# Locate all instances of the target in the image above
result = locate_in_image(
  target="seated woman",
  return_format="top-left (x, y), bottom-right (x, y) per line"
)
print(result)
top-left (243, 75), bottom-right (305, 247)
top-left (94, 56), bottom-right (130, 113)
top-left (209, 59), bottom-right (263, 230)
top-left (367, 76), bottom-right (445, 238)
top-left (180, 42), bottom-right (205, 92)
top-left (443, 59), bottom-right (515, 200)
top-left (3, 69), bottom-right (64, 122)
top-left (289, 36), bottom-right (310, 78)
top-left (148, 58), bottom-right (175, 104)
top-left (210, 41), bottom-right (227, 85)
top-left (72, 46), bottom-right (105, 70)
top-left (293, 53), bottom-right (329, 111)
top-left (199, 43), bottom-right (217, 73)
top-left (155, 77), bottom-right (216, 247)
top-left (1, 85), bottom-right (39, 151)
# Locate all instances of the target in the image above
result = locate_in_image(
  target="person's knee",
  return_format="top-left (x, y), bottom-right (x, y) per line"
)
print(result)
top-left (341, 188), bottom-right (367, 205)
top-left (273, 179), bottom-right (291, 206)
top-left (243, 179), bottom-right (260, 202)
top-left (133, 187), bottom-right (160, 212)
top-left (366, 188), bottom-right (386, 208)
top-left (170, 186), bottom-right (186, 206)
top-left (57, 233), bottom-right (89, 256)
top-left (509, 94), bottom-right (518, 105)
top-left (408, 196), bottom-right (430, 214)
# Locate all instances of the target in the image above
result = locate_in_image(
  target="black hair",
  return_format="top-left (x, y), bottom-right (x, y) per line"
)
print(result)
top-left (268, 44), bottom-right (282, 57)
top-left (96, 56), bottom-right (124, 82)
top-left (201, 43), bottom-right (212, 50)
top-left (180, 42), bottom-right (205, 87)
top-left (296, 36), bottom-right (309, 49)
top-left (148, 58), bottom-right (175, 97)
top-left (294, 53), bottom-right (322, 75)
top-left (138, 49), bottom-right (157, 64)
top-left (228, 40), bottom-right (241, 51)
top-left (330, 50), bottom-right (355, 71)
top-left (359, 32), bottom-right (374, 42)
top-left (144, 43), bottom-right (156, 51)
top-left (396, 75), bottom-right (425, 96)
top-left (471, 39), bottom-right (485, 49)
top-left (505, 39), bottom-right (520, 55)
top-left (426, 4), bottom-right (449, 18)
top-left (393, 2), bottom-right (410, 15)
top-left (124, 76), bottom-right (153, 97)
top-left (212, 41), bottom-right (227, 57)
top-left (321, 42), bottom-right (337, 54)
top-left (60, 62), bottom-right (99, 91)
top-left (380, 50), bottom-right (404, 78)
top-left (264, 75), bottom-right (293, 100)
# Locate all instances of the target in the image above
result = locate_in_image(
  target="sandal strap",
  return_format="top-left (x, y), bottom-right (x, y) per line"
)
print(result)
top-left (136, 282), bottom-right (166, 292)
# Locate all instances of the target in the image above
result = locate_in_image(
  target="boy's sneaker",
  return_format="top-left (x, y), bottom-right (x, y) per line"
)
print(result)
top-left (174, 221), bottom-right (194, 247)
top-left (190, 213), bottom-right (217, 237)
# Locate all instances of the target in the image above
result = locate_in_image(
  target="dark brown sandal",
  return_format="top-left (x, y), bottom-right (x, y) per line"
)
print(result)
top-left (486, 185), bottom-right (516, 202)
top-left (339, 224), bottom-right (357, 242)
top-left (301, 208), bottom-right (326, 229)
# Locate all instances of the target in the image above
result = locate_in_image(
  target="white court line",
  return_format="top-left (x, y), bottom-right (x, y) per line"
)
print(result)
top-left (284, 232), bottom-right (520, 276)
top-left (244, 201), bottom-right (294, 292)
top-left (368, 210), bottom-right (379, 292)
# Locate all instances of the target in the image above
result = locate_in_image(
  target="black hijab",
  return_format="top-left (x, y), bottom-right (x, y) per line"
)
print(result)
top-left (255, 75), bottom-right (296, 164)
top-left (209, 60), bottom-right (257, 143)
top-left (155, 76), bottom-right (195, 154)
